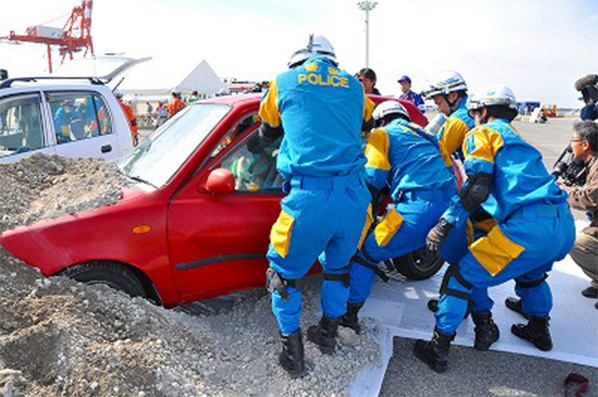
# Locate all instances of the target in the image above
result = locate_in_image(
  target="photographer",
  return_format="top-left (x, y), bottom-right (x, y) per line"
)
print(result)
top-left (557, 121), bottom-right (598, 308)
top-left (575, 74), bottom-right (598, 121)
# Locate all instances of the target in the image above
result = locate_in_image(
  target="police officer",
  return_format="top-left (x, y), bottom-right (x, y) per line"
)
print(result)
top-left (423, 71), bottom-right (495, 314)
top-left (422, 70), bottom-right (474, 161)
top-left (398, 75), bottom-right (425, 113)
top-left (415, 85), bottom-right (576, 373)
top-left (341, 101), bottom-right (467, 333)
top-left (259, 34), bottom-right (371, 377)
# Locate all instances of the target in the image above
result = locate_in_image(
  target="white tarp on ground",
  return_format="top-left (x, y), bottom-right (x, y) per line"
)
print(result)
top-left (349, 220), bottom-right (598, 396)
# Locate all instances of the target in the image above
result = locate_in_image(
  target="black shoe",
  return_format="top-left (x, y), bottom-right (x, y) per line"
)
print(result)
top-left (595, 302), bottom-right (598, 310)
top-left (279, 330), bottom-right (305, 377)
top-left (413, 328), bottom-right (455, 373)
top-left (581, 286), bottom-right (598, 299)
top-left (428, 298), bottom-right (439, 312)
top-left (505, 297), bottom-right (529, 319)
top-left (307, 316), bottom-right (341, 355)
top-left (511, 315), bottom-right (553, 351)
top-left (428, 298), bottom-right (470, 319)
top-left (340, 302), bottom-right (363, 334)
top-left (472, 311), bottom-right (500, 351)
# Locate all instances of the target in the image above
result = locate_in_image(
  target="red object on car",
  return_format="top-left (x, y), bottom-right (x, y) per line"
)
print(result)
top-left (0, 94), bottom-right (429, 307)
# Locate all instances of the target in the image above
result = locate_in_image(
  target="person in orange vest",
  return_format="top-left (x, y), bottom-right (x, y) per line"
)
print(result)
top-left (115, 90), bottom-right (139, 146)
top-left (168, 90), bottom-right (187, 117)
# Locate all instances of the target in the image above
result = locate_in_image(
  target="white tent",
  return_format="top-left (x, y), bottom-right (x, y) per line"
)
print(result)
top-left (54, 55), bottom-right (226, 96)
top-left (174, 60), bottom-right (225, 94)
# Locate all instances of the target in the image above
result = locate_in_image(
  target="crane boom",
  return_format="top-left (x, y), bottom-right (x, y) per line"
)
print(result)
top-left (1, 0), bottom-right (94, 73)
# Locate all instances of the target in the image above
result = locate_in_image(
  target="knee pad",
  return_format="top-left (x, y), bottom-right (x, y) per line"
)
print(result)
top-left (440, 263), bottom-right (473, 301)
top-left (266, 268), bottom-right (298, 302)
top-left (515, 273), bottom-right (548, 289)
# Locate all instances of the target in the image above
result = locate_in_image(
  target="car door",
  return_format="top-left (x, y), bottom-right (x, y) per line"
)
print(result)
top-left (45, 90), bottom-right (119, 161)
top-left (167, 114), bottom-right (285, 301)
top-left (0, 91), bottom-right (56, 164)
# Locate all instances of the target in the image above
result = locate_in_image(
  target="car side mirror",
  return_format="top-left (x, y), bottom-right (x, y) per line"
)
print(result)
top-left (205, 168), bottom-right (235, 194)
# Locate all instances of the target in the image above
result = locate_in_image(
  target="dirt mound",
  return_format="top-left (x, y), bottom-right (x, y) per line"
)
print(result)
top-left (0, 154), bottom-right (378, 396)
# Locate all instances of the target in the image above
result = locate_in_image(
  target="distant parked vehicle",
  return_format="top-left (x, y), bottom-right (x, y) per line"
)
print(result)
top-left (0, 57), bottom-right (149, 164)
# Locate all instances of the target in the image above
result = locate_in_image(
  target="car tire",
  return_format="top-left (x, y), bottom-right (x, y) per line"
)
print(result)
top-left (390, 248), bottom-right (445, 280)
top-left (58, 261), bottom-right (146, 298)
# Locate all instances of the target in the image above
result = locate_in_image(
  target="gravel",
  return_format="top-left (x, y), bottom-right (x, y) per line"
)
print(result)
top-left (0, 154), bottom-right (379, 396)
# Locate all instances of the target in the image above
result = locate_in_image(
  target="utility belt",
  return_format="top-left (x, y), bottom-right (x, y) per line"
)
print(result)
top-left (397, 188), bottom-right (453, 203)
top-left (266, 267), bottom-right (350, 302)
top-left (507, 202), bottom-right (568, 222)
top-left (289, 173), bottom-right (362, 192)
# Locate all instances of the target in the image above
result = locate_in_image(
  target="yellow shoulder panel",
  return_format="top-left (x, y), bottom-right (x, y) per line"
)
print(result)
top-left (365, 128), bottom-right (391, 171)
top-left (364, 96), bottom-right (375, 122)
top-left (441, 117), bottom-right (470, 156)
top-left (464, 127), bottom-right (504, 163)
top-left (258, 81), bottom-right (281, 128)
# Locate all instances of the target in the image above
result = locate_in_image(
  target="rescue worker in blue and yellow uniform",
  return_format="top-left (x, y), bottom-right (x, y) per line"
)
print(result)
top-left (53, 99), bottom-right (75, 144)
top-left (422, 70), bottom-right (475, 161)
top-left (259, 34), bottom-right (371, 377)
top-left (423, 71), bottom-right (497, 314)
top-left (341, 101), bottom-right (468, 333)
top-left (414, 86), bottom-right (576, 373)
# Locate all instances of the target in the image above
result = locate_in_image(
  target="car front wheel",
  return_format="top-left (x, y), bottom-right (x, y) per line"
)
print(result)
top-left (389, 248), bottom-right (445, 280)
top-left (57, 261), bottom-right (146, 298)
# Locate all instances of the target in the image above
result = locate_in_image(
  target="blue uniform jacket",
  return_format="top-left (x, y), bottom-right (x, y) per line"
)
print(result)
top-left (364, 118), bottom-right (456, 202)
top-left (400, 90), bottom-right (426, 113)
top-left (259, 56), bottom-right (366, 179)
top-left (443, 118), bottom-right (568, 227)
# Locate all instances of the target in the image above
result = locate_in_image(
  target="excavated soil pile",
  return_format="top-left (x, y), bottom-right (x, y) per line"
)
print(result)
top-left (0, 154), bottom-right (379, 396)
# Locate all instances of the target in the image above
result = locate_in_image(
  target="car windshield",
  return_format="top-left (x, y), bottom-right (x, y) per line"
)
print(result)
top-left (118, 103), bottom-right (230, 187)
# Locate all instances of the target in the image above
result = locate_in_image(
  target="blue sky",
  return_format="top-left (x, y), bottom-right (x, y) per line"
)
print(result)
top-left (1, 0), bottom-right (597, 107)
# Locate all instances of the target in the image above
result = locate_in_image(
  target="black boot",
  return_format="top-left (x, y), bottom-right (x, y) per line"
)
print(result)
top-left (427, 298), bottom-right (440, 312)
top-left (413, 328), bottom-right (455, 373)
top-left (307, 316), bottom-right (341, 354)
top-left (505, 297), bottom-right (529, 319)
top-left (340, 303), bottom-right (363, 334)
top-left (472, 311), bottom-right (500, 351)
top-left (279, 330), bottom-right (305, 377)
top-left (511, 315), bottom-right (553, 351)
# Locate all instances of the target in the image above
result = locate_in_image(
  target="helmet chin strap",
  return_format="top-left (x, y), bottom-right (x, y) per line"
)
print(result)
top-left (443, 93), bottom-right (460, 115)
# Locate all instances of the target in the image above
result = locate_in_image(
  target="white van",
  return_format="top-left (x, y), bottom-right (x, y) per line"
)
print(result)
top-left (0, 57), bottom-right (149, 164)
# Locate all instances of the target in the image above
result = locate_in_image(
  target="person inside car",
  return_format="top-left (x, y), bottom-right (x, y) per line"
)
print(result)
top-left (53, 99), bottom-right (75, 143)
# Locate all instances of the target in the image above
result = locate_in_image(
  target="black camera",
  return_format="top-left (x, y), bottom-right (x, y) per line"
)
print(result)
top-left (552, 144), bottom-right (587, 186)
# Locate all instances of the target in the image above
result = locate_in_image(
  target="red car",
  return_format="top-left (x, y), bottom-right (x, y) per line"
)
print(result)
top-left (0, 94), bottom-right (433, 307)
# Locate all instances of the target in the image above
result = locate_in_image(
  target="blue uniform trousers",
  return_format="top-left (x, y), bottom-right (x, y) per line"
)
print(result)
top-left (436, 202), bottom-right (575, 334)
top-left (268, 173), bottom-right (370, 335)
top-left (348, 190), bottom-right (466, 305)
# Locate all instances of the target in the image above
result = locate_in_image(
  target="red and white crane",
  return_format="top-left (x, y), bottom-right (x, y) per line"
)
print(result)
top-left (1, 0), bottom-right (94, 73)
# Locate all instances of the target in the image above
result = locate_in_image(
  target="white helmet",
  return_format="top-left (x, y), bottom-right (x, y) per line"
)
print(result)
top-left (469, 85), bottom-right (518, 111)
top-left (422, 70), bottom-right (468, 99)
top-left (113, 89), bottom-right (123, 99)
top-left (288, 34), bottom-right (337, 68)
top-left (373, 101), bottom-right (411, 122)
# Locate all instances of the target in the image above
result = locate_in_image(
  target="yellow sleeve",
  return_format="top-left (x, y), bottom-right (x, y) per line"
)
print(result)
top-left (440, 117), bottom-right (471, 156)
top-left (258, 80), bottom-right (281, 128)
top-left (363, 96), bottom-right (375, 123)
top-left (463, 127), bottom-right (504, 164)
top-left (365, 128), bottom-right (391, 171)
